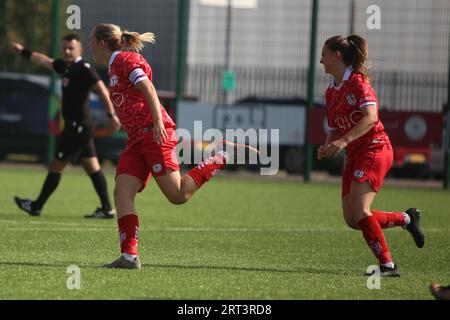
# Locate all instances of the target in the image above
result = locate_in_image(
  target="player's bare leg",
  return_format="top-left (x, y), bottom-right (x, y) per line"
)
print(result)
top-left (104, 174), bottom-right (142, 269)
top-left (113, 174), bottom-right (141, 219)
top-left (81, 157), bottom-right (101, 174)
top-left (342, 188), bottom-right (376, 230)
top-left (345, 181), bottom-right (400, 277)
top-left (81, 157), bottom-right (115, 219)
top-left (14, 158), bottom-right (69, 216)
top-left (155, 139), bottom-right (259, 204)
top-left (343, 189), bottom-right (424, 248)
top-left (154, 170), bottom-right (198, 205)
top-left (49, 158), bottom-right (70, 172)
top-left (153, 139), bottom-right (257, 204)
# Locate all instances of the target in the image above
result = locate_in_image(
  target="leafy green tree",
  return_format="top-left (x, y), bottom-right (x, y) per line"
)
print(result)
top-left (0, 0), bottom-right (68, 75)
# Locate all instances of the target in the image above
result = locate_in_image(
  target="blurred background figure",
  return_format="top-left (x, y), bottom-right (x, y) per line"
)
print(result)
top-left (10, 34), bottom-right (121, 219)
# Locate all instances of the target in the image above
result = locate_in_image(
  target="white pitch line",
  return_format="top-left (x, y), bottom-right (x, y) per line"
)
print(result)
top-left (2, 226), bottom-right (450, 233)
top-left (1, 218), bottom-right (449, 232)
top-left (0, 219), bottom-right (112, 228)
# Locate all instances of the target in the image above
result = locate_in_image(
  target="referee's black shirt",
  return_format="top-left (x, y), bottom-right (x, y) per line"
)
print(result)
top-left (52, 57), bottom-right (101, 127)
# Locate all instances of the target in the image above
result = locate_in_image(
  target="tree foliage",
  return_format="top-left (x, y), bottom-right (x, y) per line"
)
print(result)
top-left (0, 0), bottom-right (68, 75)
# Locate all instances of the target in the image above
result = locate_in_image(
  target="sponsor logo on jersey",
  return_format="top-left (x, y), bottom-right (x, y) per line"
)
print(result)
top-left (335, 110), bottom-right (363, 130)
top-left (110, 75), bottom-right (118, 87)
top-left (354, 170), bottom-right (365, 178)
top-left (152, 163), bottom-right (162, 173)
top-left (347, 93), bottom-right (357, 106)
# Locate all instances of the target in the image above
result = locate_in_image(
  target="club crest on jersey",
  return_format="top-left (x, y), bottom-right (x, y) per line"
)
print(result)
top-left (63, 77), bottom-right (70, 87)
top-left (153, 163), bottom-right (162, 173)
top-left (354, 170), bottom-right (365, 178)
top-left (111, 93), bottom-right (124, 107)
top-left (347, 93), bottom-right (357, 106)
top-left (110, 75), bottom-right (118, 87)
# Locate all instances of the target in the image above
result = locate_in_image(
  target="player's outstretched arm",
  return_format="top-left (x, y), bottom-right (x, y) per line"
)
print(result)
top-left (92, 81), bottom-right (121, 132)
top-left (10, 41), bottom-right (54, 71)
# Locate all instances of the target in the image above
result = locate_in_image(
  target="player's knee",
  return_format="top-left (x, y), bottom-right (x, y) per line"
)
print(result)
top-left (343, 206), bottom-right (362, 229)
top-left (48, 160), bottom-right (66, 173)
top-left (167, 193), bottom-right (189, 205)
top-left (343, 213), bottom-right (359, 230)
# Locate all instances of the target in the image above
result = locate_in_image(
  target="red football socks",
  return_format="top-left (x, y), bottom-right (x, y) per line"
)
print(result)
top-left (357, 215), bottom-right (393, 265)
top-left (187, 152), bottom-right (228, 188)
top-left (371, 210), bottom-right (406, 229)
top-left (118, 214), bottom-right (139, 255)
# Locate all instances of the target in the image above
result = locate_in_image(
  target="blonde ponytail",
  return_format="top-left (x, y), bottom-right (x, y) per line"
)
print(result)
top-left (120, 31), bottom-right (155, 52)
top-left (92, 23), bottom-right (156, 52)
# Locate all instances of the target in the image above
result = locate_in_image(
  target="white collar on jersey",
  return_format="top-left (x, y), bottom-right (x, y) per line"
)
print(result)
top-left (332, 66), bottom-right (353, 90)
top-left (109, 51), bottom-right (121, 68)
top-left (74, 56), bottom-right (82, 63)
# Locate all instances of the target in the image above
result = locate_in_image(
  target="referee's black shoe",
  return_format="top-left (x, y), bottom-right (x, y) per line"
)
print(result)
top-left (405, 208), bottom-right (425, 248)
top-left (84, 207), bottom-right (115, 219)
top-left (14, 197), bottom-right (41, 216)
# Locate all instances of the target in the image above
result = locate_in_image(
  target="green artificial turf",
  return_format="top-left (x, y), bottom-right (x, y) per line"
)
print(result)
top-left (0, 167), bottom-right (449, 299)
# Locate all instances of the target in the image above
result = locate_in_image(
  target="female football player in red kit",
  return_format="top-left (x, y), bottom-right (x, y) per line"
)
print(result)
top-left (318, 35), bottom-right (425, 277)
top-left (88, 23), bottom-right (239, 269)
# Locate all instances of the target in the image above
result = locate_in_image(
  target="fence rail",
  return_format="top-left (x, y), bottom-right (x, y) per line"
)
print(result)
top-left (186, 64), bottom-right (448, 112)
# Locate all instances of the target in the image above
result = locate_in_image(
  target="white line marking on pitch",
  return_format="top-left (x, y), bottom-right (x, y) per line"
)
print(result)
top-left (2, 225), bottom-right (449, 233)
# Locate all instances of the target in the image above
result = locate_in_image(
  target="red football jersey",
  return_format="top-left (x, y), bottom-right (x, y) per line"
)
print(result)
top-left (108, 51), bottom-right (176, 147)
top-left (325, 67), bottom-right (389, 155)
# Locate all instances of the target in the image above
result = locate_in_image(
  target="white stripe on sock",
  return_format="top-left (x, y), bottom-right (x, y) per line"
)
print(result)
top-left (122, 253), bottom-right (137, 261)
top-left (402, 212), bottom-right (411, 226)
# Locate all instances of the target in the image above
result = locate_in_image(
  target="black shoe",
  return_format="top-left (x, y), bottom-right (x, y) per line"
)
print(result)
top-left (84, 207), bottom-right (115, 219)
top-left (104, 255), bottom-right (141, 269)
top-left (14, 197), bottom-right (41, 216)
top-left (405, 208), bottom-right (425, 248)
top-left (365, 264), bottom-right (401, 277)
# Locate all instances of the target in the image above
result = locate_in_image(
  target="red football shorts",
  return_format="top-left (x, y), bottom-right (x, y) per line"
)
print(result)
top-left (341, 142), bottom-right (393, 198)
top-left (116, 128), bottom-right (180, 192)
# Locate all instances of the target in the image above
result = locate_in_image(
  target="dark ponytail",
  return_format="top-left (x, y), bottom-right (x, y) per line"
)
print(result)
top-left (324, 34), bottom-right (372, 81)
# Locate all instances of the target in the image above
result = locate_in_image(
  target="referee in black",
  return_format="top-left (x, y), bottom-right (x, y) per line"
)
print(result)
top-left (10, 34), bottom-right (121, 219)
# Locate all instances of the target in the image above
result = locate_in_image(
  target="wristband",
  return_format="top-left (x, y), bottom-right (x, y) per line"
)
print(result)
top-left (20, 48), bottom-right (33, 60)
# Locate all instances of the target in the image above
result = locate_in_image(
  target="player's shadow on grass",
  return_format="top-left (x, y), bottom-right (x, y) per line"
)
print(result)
top-left (0, 261), bottom-right (100, 268)
top-left (0, 261), bottom-right (355, 276)
top-left (142, 263), bottom-right (353, 276)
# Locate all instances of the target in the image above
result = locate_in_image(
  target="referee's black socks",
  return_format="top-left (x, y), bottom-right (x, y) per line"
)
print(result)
top-left (89, 170), bottom-right (112, 212)
top-left (33, 172), bottom-right (62, 211)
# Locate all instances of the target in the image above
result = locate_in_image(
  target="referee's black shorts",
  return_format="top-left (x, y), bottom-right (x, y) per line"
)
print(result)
top-left (55, 121), bottom-right (97, 161)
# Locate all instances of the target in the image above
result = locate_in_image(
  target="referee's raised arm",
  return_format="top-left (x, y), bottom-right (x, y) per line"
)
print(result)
top-left (10, 41), bottom-right (55, 71)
